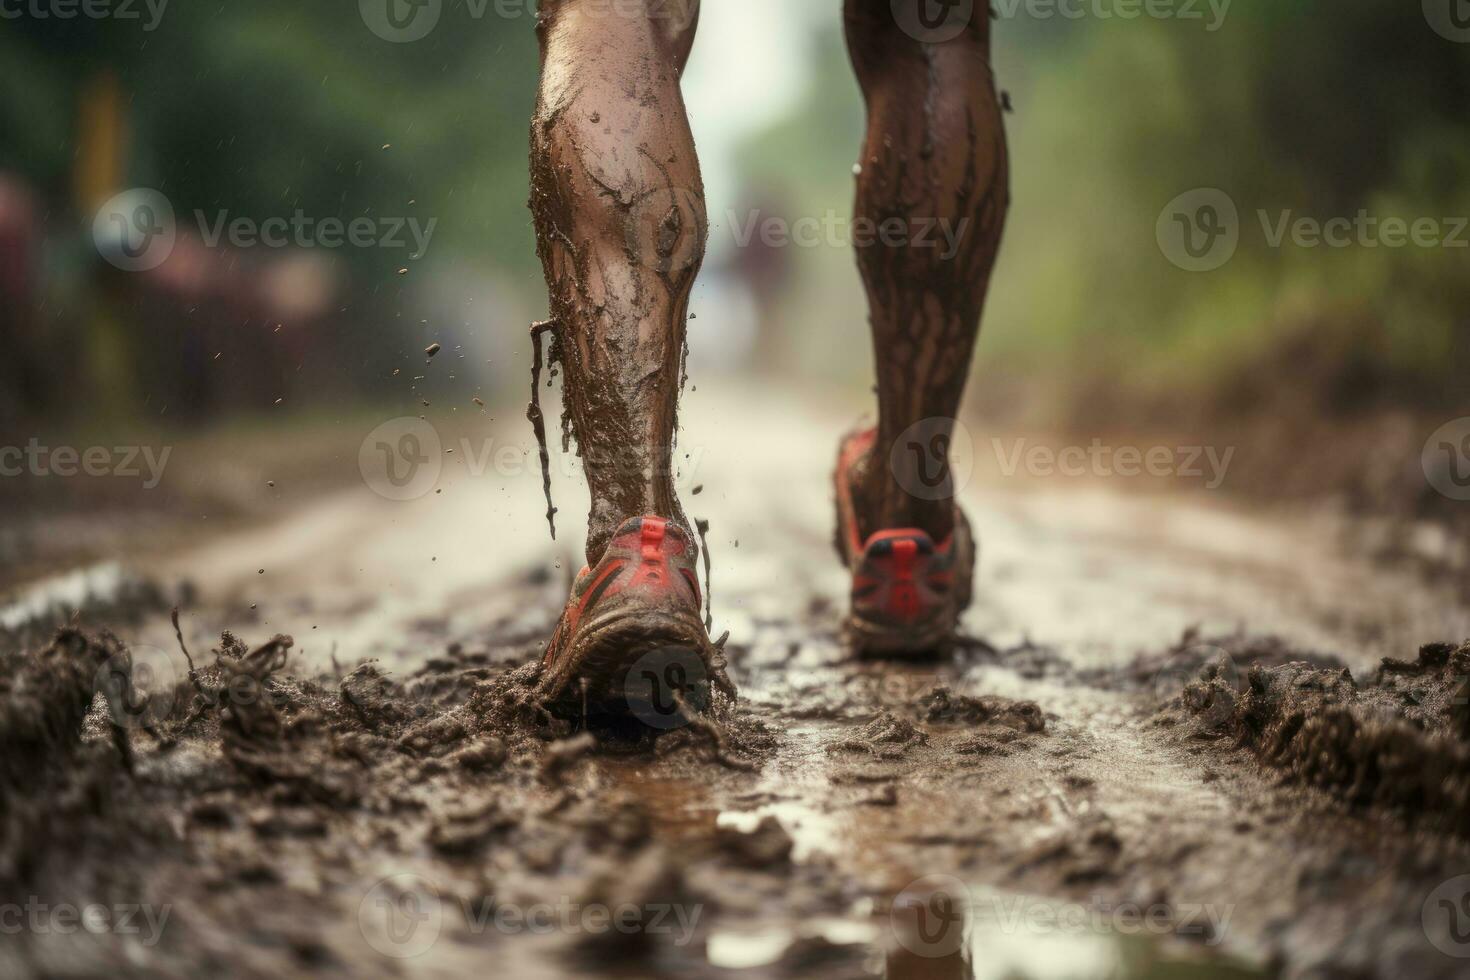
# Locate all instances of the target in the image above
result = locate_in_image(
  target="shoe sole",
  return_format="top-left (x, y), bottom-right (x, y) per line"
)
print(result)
top-left (536, 607), bottom-right (713, 723)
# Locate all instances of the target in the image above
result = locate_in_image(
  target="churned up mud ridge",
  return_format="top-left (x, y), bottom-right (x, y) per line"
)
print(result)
top-left (0, 616), bottom-right (783, 976)
top-left (0, 628), bottom-right (135, 881)
top-left (1170, 638), bottom-right (1470, 836)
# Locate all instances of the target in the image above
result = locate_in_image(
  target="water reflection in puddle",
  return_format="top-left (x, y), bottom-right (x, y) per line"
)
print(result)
top-left (707, 880), bottom-right (1266, 978)
top-left (886, 880), bottom-right (1265, 980)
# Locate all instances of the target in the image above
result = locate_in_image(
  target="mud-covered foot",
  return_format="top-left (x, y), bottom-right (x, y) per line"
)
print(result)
top-left (536, 516), bottom-right (718, 726)
top-left (834, 427), bottom-right (975, 656)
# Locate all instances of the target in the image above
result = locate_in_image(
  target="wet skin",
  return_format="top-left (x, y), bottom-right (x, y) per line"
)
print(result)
top-left (528, 0), bottom-right (1007, 562)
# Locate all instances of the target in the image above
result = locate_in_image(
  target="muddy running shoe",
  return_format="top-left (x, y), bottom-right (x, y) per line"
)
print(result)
top-left (536, 515), bottom-right (719, 725)
top-left (834, 427), bottom-right (975, 655)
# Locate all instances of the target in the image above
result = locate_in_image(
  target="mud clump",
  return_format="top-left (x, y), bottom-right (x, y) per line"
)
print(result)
top-left (828, 710), bottom-right (928, 758)
top-left (0, 628), bottom-right (137, 884)
top-left (917, 686), bottom-right (1046, 732)
top-left (1176, 639), bottom-right (1470, 836)
top-left (715, 814), bottom-right (794, 869)
top-left (429, 796), bottom-right (518, 856)
top-left (0, 627), bottom-right (125, 786)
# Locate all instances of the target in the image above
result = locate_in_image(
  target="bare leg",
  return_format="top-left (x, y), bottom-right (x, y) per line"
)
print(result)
top-left (529, 0), bottom-right (704, 565)
top-left (844, 1), bottom-right (1009, 541)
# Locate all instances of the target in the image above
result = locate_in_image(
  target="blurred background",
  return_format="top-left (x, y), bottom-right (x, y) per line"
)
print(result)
top-left (1, 0), bottom-right (1468, 586)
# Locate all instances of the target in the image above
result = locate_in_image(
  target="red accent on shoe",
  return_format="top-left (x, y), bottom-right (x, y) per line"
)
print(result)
top-left (833, 426), bottom-right (976, 654)
top-left (632, 516), bottom-right (669, 587)
top-left (536, 515), bottom-right (711, 706)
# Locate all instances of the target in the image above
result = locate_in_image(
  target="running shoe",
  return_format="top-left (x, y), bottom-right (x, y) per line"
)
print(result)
top-left (536, 515), bottom-right (718, 723)
top-left (834, 426), bottom-right (975, 655)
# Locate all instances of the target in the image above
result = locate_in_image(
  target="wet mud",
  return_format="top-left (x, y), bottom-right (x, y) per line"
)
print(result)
top-left (5, 560), bottom-right (1470, 978)
top-left (1164, 638), bottom-right (1470, 837)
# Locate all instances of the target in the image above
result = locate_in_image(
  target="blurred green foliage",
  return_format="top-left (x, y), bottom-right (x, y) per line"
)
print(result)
top-left (736, 1), bottom-right (1470, 420)
top-left (0, 1), bottom-right (540, 274)
top-left (1, 0), bottom-right (1466, 427)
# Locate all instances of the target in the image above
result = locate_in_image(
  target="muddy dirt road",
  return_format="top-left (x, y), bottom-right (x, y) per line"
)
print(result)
top-left (5, 383), bottom-right (1470, 979)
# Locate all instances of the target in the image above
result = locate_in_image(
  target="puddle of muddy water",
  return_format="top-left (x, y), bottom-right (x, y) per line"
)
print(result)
top-left (883, 885), bottom-right (1266, 980)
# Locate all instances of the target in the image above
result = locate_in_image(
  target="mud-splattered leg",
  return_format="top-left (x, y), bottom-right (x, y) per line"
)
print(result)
top-left (528, 0), bottom-right (705, 565)
top-left (843, 1), bottom-right (1009, 541)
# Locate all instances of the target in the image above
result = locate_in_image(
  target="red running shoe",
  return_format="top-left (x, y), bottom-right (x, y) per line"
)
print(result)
top-left (536, 516), bottom-right (720, 724)
top-left (834, 427), bottom-right (975, 655)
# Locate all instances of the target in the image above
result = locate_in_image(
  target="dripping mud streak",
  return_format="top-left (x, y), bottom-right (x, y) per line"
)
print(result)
top-left (527, 319), bottom-right (560, 540)
top-left (696, 517), bottom-right (713, 630)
